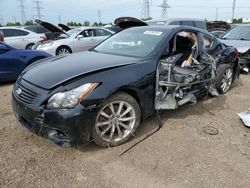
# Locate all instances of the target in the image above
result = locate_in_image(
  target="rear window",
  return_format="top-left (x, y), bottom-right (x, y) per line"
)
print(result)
top-left (194, 21), bottom-right (206, 30)
top-left (169, 21), bottom-right (181, 26)
top-left (3, 29), bottom-right (29, 37)
top-left (180, 21), bottom-right (194, 27)
top-left (25, 26), bottom-right (49, 34)
top-left (94, 29), bottom-right (112, 36)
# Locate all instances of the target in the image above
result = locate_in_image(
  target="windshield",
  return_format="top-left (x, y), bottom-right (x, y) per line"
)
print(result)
top-left (222, 26), bottom-right (250, 40)
top-left (66, 28), bottom-right (82, 36)
top-left (94, 28), bottom-right (166, 58)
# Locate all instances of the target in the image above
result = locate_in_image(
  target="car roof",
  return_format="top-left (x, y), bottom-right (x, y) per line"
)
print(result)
top-left (147, 18), bottom-right (205, 22)
top-left (232, 24), bottom-right (250, 27)
top-left (0, 26), bottom-right (33, 31)
top-left (128, 25), bottom-right (209, 33)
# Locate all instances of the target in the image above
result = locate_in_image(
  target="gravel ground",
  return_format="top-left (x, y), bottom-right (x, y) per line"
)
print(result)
top-left (1, 75), bottom-right (250, 188)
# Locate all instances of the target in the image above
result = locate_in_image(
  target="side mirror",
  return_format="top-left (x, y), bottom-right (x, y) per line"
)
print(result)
top-left (0, 44), bottom-right (10, 52)
top-left (77, 35), bottom-right (84, 40)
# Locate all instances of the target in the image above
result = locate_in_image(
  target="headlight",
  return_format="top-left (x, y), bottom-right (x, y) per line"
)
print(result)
top-left (47, 83), bottom-right (98, 109)
top-left (39, 42), bottom-right (54, 48)
top-left (237, 47), bottom-right (250, 54)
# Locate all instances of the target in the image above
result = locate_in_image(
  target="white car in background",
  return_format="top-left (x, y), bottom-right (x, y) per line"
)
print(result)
top-left (35, 27), bottom-right (114, 55)
top-left (0, 27), bottom-right (45, 49)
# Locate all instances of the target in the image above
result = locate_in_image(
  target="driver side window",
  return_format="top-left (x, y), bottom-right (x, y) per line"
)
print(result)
top-left (80, 29), bottom-right (94, 38)
top-left (166, 30), bottom-right (199, 68)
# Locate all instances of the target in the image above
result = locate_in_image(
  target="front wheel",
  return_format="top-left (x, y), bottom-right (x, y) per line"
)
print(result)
top-left (26, 43), bottom-right (34, 49)
top-left (56, 46), bottom-right (72, 55)
top-left (216, 64), bottom-right (234, 94)
top-left (92, 92), bottom-right (141, 147)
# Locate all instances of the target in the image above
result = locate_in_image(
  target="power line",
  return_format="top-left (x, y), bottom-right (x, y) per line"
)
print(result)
top-left (159, 0), bottom-right (170, 19)
top-left (33, 0), bottom-right (44, 20)
top-left (17, 0), bottom-right (26, 24)
top-left (215, 8), bottom-right (219, 20)
top-left (142, 0), bottom-right (151, 19)
top-left (58, 15), bottom-right (61, 23)
top-left (98, 9), bottom-right (101, 23)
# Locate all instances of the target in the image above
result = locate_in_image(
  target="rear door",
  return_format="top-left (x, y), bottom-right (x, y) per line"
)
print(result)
top-left (93, 29), bottom-right (113, 45)
top-left (73, 29), bottom-right (95, 52)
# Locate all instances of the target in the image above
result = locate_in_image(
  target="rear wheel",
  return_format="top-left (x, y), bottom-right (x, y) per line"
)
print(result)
top-left (216, 64), bottom-right (234, 94)
top-left (56, 46), bottom-right (72, 55)
top-left (26, 43), bottom-right (35, 49)
top-left (92, 92), bottom-right (141, 147)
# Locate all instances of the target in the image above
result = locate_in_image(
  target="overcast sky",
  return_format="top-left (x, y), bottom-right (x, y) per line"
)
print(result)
top-left (0, 0), bottom-right (250, 24)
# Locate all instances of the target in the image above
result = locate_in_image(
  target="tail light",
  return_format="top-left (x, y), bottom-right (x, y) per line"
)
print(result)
top-left (0, 34), bottom-right (4, 42)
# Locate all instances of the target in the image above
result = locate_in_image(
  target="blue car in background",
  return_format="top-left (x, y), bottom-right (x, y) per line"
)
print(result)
top-left (0, 42), bottom-right (51, 83)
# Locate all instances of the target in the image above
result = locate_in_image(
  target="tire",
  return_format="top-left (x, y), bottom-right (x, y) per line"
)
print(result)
top-left (92, 92), bottom-right (141, 147)
top-left (26, 43), bottom-right (35, 50)
top-left (56, 46), bottom-right (72, 55)
top-left (215, 64), bottom-right (234, 94)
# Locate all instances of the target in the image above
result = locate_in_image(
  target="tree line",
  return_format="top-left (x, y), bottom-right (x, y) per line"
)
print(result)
top-left (0, 20), bottom-right (112, 27)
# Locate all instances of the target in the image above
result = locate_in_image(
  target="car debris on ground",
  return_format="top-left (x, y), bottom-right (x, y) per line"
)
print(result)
top-left (238, 109), bottom-right (250, 127)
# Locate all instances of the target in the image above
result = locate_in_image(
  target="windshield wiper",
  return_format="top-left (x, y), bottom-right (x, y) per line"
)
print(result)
top-left (240, 38), bottom-right (250, 41)
top-left (89, 49), bottom-right (98, 52)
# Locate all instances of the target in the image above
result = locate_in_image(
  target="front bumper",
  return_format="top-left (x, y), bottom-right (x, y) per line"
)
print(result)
top-left (12, 93), bottom-right (97, 147)
top-left (36, 45), bottom-right (56, 56)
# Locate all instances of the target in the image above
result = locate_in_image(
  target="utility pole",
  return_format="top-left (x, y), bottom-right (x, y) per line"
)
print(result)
top-left (98, 9), bottom-right (101, 23)
top-left (58, 15), bottom-right (61, 23)
top-left (0, 16), bottom-right (4, 25)
top-left (142, 0), bottom-right (151, 19)
top-left (13, 16), bottom-right (17, 23)
top-left (17, 0), bottom-right (26, 24)
top-left (215, 8), bottom-right (219, 20)
top-left (232, 0), bottom-right (236, 22)
top-left (33, 0), bottom-right (44, 20)
top-left (159, 0), bottom-right (170, 19)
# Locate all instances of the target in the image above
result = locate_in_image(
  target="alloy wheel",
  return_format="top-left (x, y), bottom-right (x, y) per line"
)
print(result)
top-left (58, 48), bottom-right (70, 55)
top-left (221, 68), bottom-right (233, 93)
top-left (95, 101), bottom-right (136, 143)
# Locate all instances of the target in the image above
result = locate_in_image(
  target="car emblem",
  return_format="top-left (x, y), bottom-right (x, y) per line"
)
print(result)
top-left (16, 88), bottom-right (22, 95)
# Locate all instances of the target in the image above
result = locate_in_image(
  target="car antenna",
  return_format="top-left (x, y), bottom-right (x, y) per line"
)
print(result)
top-left (119, 110), bottom-right (163, 156)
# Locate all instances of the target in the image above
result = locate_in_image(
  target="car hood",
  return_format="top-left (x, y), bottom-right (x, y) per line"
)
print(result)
top-left (58, 23), bottom-right (71, 31)
top-left (36, 19), bottom-right (65, 34)
top-left (206, 21), bottom-right (231, 31)
top-left (114, 17), bottom-right (148, 29)
top-left (22, 51), bottom-right (138, 90)
top-left (220, 39), bottom-right (250, 48)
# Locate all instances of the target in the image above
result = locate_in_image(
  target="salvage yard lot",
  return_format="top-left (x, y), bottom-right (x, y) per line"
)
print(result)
top-left (1, 75), bottom-right (250, 188)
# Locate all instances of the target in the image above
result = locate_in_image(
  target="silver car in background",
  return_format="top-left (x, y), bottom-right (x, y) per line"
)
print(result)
top-left (220, 25), bottom-right (250, 72)
top-left (35, 27), bottom-right (114, 55)
top-left (0, 27), bottom-right (45, 49)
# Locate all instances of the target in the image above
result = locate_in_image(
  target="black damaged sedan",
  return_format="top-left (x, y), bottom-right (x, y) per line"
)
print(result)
top-left (12, 25), bottom-right (240, 147)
